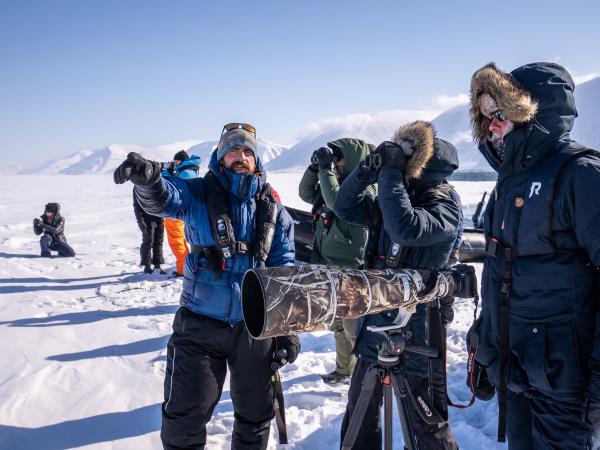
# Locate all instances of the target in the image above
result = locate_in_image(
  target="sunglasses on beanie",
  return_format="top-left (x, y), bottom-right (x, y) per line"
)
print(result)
top-left (222, 123), bottom-right (257, 136)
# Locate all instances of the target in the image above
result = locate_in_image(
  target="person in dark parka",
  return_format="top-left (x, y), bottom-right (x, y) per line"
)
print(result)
top-left (33, 202), bottom-right (75, 257)
top-left (334, 121), bottom-right (461, 450)
top-left (469, 62), bottom-right (600, 449)
top-left (114, 122), bottom-right (299, 450)
top-left (298, 138), bottom-right (374, 384)
top-left (133, 191), bottom-right (165, 273)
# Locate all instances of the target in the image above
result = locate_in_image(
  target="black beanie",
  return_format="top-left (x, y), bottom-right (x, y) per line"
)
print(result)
top-left (173, 150), bottom-right (189, 162)
top-left (44, 203), bottom-right (59, 214)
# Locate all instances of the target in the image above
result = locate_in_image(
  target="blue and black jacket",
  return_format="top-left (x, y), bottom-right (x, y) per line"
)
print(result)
top-left (136, 150), bottom-right (295, 324)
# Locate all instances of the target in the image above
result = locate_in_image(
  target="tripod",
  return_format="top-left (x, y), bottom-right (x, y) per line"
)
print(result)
top-left (341, 323), bottom-right (444, 450)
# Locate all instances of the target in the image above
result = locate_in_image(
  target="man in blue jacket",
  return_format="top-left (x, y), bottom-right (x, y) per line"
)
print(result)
top-left (162, 150), bottom-right (202, 277)
top-left (114, 122), bottom-right (299, 450)
top-left (469, 62), bottom-right (600, 449)
top-left (334, 121), bottom-right (461, 449)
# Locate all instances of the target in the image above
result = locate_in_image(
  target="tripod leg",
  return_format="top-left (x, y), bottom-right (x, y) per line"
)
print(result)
top-left (383, 375), bottom-right (393, 450)
top-left (341, 366), bottom-right (381, 450)
top-left (391, 373), bottom-right (419, 450)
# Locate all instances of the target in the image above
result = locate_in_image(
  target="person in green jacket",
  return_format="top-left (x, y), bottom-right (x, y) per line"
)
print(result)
top-left (298, 137), bottom-right (375, 385)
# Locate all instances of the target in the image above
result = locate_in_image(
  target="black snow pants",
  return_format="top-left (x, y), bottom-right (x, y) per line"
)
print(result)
top-left (161, 307), bottom-right (276, 450)
top-left (137, 214), bottom-right (164, 267)
top-left (340, 358), bottom-right (458, 450)
top-left (40, 234), bottom-right (75, 257)
top-left (505, 389), bottom-right (592, 450)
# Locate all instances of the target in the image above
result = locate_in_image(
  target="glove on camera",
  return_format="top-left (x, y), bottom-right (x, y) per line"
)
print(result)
top-left (113, 152), bottom-right (161, 186)
top-left (271, 335), bottom-right (301, 370)
top-left (313, 147), bottom-right (335, 171)
top-left (377, 141), bottom-right (410, 170)
top-left (451, 264), bottom-right (478, 299)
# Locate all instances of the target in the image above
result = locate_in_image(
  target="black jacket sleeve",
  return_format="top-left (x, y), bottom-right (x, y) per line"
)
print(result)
top-left (565, 158), bottom-right (600, 424)
top-left (333, 164), bottom-right (378, 227)
top-left (377, 167), bottom-right (459, 247)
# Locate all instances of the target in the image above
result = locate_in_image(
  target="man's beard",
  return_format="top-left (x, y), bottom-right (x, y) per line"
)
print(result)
top-left (229, 162), bottom-right (252, 173)
top-left (490, 121), bottom-right (514, 147)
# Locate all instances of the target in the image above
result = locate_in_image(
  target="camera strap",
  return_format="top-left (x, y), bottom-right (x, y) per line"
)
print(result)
top-left (271, 370), bottom-right (288, 444)
top-left (427, 301), bottom-right (449, 420)
top-left (448, 274), bottom-right (481, 410)
top-left (311, 191), bottom-right (334, 234)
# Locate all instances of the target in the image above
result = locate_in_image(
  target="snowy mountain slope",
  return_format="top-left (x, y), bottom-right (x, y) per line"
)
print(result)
top-left (268, 76), bottom-right (600, 173)
top-left (0, 161), bottom-right (21, 175)
top-left (9, 76), bottom-right (600, 175)
top-left (572, 76), bottom-right (600, 146)
top-left (265, 109), bottom-right (438, 171)
top-left (59, 144), bottom-right (144, 175)
top-left (22, 139), bottom-right (288, 175)
top-left (19, 150), bottom-right (94, 175)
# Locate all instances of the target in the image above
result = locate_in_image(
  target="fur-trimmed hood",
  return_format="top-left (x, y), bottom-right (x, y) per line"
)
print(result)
top-left (469, 63), bottom-right (539, 144)
top-left (391, 121), bottom-right (458, 183)
top-left (471, 62), bottom-right (578, 171)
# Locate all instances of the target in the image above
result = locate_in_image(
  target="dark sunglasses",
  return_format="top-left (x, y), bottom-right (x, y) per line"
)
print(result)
top-left (222, 122), bottom-right (257, 136)
top-left (489, 110), bottom-right (509, 122)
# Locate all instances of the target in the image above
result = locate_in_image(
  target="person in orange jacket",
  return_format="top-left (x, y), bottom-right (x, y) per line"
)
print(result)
top-left (162, 150), bottom-right (201, 276)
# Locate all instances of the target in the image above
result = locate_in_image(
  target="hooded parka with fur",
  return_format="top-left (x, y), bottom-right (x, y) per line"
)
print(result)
top-left (470, 62), bottom-right (600, 449)
top-left (334, 122), bottom-right (461, 450)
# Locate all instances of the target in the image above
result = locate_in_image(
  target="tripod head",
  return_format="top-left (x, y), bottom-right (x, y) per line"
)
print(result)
top-left (367, 323), bottom-right (439, 367)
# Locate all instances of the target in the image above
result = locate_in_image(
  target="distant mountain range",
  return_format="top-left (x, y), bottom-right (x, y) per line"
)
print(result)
top-left (6, 76), bottom-right (599, 175)
top-left (11, 139), bottom-right (287, 175)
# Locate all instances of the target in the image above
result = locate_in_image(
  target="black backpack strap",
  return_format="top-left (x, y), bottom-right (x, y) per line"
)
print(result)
top-left (253, 183), bottom-right (279, 265)
top-left (310, 190), bottom-right (334, 234)
top-left (203, 171), bottom-right (236, 270)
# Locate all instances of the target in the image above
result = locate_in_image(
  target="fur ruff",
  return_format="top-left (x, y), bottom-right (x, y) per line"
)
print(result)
top-left (469, 63), bottom-right (538, 144)
top-left (391, 121), bottom-right (435, 181)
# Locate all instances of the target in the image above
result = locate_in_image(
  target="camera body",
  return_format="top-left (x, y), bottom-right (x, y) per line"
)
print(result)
top-left (160, 161), bottom-right (176, 175)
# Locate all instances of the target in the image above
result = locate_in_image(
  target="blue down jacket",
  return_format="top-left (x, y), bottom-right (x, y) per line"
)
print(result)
top-left (174, 155), bottom-right (201, 179)
top-left (475, 63), bottom-right (600, 405)
top-left (136, 150), bottom-right (295, 324)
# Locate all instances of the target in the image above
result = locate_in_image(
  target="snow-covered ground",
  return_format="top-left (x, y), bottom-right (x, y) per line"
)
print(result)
top-left (1, 173), bottom-right (511, 449)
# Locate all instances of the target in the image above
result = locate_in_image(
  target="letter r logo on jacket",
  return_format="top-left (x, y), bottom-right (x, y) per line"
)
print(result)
top-left (529, 182), bottom-right (542, 198)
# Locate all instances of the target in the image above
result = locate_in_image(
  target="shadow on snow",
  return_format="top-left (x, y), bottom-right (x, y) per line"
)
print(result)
top-left (0, 305), bottom-right (178, 327)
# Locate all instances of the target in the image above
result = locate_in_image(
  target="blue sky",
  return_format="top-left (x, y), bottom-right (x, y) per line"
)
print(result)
top-left (1, 0), bottom-right (599, 164)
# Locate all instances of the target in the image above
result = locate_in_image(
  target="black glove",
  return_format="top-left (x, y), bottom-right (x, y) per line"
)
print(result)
top-left (314, 147), bottom-right (335, 171)
top-left (308, 152), bottom-right (319, 173)
top-left (34, 218), bottom-right (42, 226)
top-left (272, 335), bottom-right (300, 370)
top-left (377, 141), bottom-right (410, 170)
top-left (41, 223), bottom-right (55, 234)
top-left (113, 152), bottom-right (161, 185)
